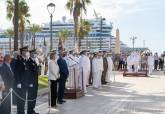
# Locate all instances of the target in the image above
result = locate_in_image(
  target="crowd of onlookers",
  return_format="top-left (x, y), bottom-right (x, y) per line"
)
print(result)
top-left (116, 52), bottom-right (165, 72)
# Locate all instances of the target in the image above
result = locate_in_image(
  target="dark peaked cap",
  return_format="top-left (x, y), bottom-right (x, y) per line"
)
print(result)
top-left (20, 46), bottom-right (28, 52)
top-left (29, 49), bottom-right (37, 53)
top-left (80, 50), bottom-right (87, 55)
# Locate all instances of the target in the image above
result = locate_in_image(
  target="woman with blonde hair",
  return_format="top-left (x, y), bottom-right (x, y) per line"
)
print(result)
top-left (48, 52), bottom-right (59, 108)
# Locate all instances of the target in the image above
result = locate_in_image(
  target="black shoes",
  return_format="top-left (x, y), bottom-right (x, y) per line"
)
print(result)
top-left (61, 100), bottom-right (66, 103)
top-left (28, 112), bottom-right (39, 114)
top-left (57, 100), bottom-right (66, 104)
top-left (51, 105), bottom-right (57, 109)
top-left (57, 101), bottom-right (63, 104)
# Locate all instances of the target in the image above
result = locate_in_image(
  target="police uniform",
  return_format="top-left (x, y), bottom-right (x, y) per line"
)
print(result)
top-left (27, 49), bottom-right (39, 114)
top-left (15, 46), bottom-right (38, 114)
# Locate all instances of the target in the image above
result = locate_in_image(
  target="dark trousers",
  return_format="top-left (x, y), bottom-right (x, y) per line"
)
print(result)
top-left (58, 78), bottom-right (66, 102)
top-left (27, 85), bottom-right (38, 114)
top-left (154, 60), bottom-right (158, 70)
top-left (13, 81), bottom-right (17, 105)
top-left (0, 90), bottom-right (11, 114)
top-left (50, 80), bottom-right (57, 107)
top-left (118, 61), bottom-right (122, 70)
top-left (89, 71), bottom-right (93, 85)
top-left (101, 70), bottom-right (107, 84)
top-left (16, 86), bottom-right (38, 114)
top-left (16, 87), bottom-right (26, 114)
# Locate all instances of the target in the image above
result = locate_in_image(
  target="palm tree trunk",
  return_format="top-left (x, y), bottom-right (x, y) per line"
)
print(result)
top-left (74, 16), bottom-right (80, 52)
top-left (14, 0), bottom-right (19, 51)
top-left (9, 37), bottom-right (12, 54)
top-left (20, 32), bottom-right (24, 48)
top-left (79, 39), bottom-right (81, 51)
top-left (34, 35), bottom-right (36, 49)
top-left (58, 39), bottom-right (63, 52)
top-left (31, 37), bottom-right (33, 49)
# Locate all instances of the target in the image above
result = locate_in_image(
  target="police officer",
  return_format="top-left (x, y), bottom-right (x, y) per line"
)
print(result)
top-left (15, 46), bottom-right (38, 114)
top-left (27, 49), bottom-right (39, 114)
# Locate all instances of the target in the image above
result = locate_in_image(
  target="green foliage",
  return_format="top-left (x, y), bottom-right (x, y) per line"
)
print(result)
top-left (28, 24), bottom-right (42, 34)
top-left (78, 19), bottom-right (91, 39)
top-left (66, 0), bottom-right (92, 51)
top-left (4, 28), bottom-right (14, 37)
top-left (6, 0), bottom-right (31, 32)
top-left (58, 29), bottom-right (70, 42)
top-left (66, 0), bottom-right (91, 17)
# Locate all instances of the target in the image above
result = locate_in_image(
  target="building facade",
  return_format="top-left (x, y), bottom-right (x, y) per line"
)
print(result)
top-left (0, 18), bottom-right (128, 54)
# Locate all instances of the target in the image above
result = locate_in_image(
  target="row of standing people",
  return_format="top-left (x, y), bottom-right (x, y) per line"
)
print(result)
top-left (64, 50), bottom-right (114, 93)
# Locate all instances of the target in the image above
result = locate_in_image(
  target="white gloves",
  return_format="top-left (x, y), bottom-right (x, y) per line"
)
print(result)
top-left (17, 84), bottom-right (34, 88)
top-left (29, 84), bottom-right (33, 87)
top-left (17, 84), bottom-right (21, 88)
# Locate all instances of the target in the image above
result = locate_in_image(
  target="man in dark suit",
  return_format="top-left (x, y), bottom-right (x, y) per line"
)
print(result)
top-left (57, 51), bottom-right (69, 104)
top-left (0, 54), bottom-right (14, 114)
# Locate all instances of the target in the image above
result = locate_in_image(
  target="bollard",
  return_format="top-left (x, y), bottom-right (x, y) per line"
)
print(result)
top-left (10, 88), bottom-right (13, 114)
top-left (48, 80), bottom-right (52, 114)
top-left (25, 91), bottom-right (28, 114)
top-left (81, 67), bottom-right (84, 92)
top-left (74, 68), bottom-right (76, 93)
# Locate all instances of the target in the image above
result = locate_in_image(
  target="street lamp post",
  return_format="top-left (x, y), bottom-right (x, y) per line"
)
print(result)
top-left (109, 36), bottom-right (112, 52)
top-left (47, 3), bottom-right (55, 51)
top-left (99, 16), bottom-right (105, 50)
top-left (130, 36), bottom-right (137, 50)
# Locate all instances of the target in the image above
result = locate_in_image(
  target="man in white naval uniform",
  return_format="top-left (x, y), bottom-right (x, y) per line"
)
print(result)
top-left (127, 55), bottom-right (133, 72)
top-left (85, 52), bottom-right (91, 86)
top-left (97, 52), bottom-right (104, 88)
top-left (67, 50), bottom-right (79, 89)
top-left (106, 53), bottom-right (114, 82)
top-left (92, 53), bottom-right (100, 88)
top-left (133, 52), bottom-right (141, 72)
top-left (147, 53), bottom-right (154, 75)
top-left (79, 50), bottom-right (89, 93)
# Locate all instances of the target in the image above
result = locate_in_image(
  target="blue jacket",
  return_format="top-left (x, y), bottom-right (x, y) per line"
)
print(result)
top-left (57, 57), bottom-right (69, 78)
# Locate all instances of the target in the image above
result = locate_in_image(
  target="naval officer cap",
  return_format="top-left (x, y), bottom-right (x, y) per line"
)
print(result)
top-left (20, 46), bottom-right (28, 52)
top-left (69, 50), bottom-right (74, 54)
top-left (29, 49), bottom-right (37, 53)
top-left (80, 50), bottom-right (87, 55)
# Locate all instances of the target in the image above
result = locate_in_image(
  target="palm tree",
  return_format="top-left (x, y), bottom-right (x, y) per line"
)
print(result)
top-left (58, 29), bottom-right (70, 51)
top-left (28, 24), bottom-right (42, 49)
top-left (66, 0), bottom-right (91, 51)
top-left (6, 0), bottom-right (30, 48)
top-left (78, 19), bottom-right (91, 49)
top-left (6, 0), bottom-right (19, 50)
top-left (4, 29), bottom-right (14, 53)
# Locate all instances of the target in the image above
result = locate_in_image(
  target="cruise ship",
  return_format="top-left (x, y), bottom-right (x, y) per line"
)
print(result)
top-left (0, 18), bottom-right (128, 53)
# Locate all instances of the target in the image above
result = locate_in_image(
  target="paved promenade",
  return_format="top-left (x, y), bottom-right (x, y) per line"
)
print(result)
top-left (13, 71), bottom-right (165, 114)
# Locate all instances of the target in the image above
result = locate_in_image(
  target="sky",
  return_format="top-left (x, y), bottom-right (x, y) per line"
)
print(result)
top-left (0, 0), bottom-right (165, 54)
